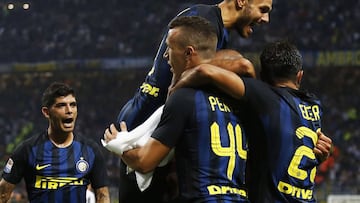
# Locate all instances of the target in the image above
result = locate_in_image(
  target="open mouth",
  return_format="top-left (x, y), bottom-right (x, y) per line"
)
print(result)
top-left (63, 118), bottom-right (74, 123)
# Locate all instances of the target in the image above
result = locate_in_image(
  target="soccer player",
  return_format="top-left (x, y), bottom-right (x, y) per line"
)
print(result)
top-left (170, 40), bottom-right (333, 202)
top-left (0, 82), bottom-right (110, 203)
top-left (105, 16), bottom-right (251, 202)
top-left (116, 0), bottom-right (272, 202)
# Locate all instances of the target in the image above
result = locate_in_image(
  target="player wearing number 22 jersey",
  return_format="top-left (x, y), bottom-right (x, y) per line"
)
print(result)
top-left (151, 87), bottom-right (249, 203)
top-left (243, 78), bottom-right (322, 203)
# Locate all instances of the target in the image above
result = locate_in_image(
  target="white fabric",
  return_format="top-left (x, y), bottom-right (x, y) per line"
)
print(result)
top-left (102, 105), bottom-right (174, 191)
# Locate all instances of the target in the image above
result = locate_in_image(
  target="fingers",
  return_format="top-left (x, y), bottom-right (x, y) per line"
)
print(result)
top-left (314, 130), bottom-right (333, 162)
top-left (119, 121), bottom-right (128, 132)
top-left (103, 121), bottom-right (129, 144)
top-left (104, 123), bottom-right (118, 143)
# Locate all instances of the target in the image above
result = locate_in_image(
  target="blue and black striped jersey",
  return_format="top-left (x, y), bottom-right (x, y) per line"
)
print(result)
top-left (117, 4), bottom-right (228, 130)
top-left (152, 87), bottom-right (249, 203)
top-left (116, 4), bottom-right (229, 203)
top-left (2, 132), bottom-right (108, 203)
top-left (242, 78), bottom-right (322, 203)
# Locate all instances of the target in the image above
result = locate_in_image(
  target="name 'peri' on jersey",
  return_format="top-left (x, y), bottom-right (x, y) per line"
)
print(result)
top-left (151, 87), bottom-right (249, 202)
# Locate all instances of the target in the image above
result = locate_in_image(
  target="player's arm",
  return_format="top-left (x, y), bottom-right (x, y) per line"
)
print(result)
top-left (0, 178), bottom-right (16, 203)
top-left (171, 64), bottom-right (246, 99)
top-left (104, 122), bottom-right (171, 174)
top-left (210, 49), bottom-right (256, 78)
top-left (94, 186), bottom-right (110, 203)
top-left (314, 130), bottom-right (332, 163)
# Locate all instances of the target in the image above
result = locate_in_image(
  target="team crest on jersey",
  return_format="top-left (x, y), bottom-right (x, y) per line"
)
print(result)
top-left (4, 158), bottom-right (14, 173)
top-left (76, 157), bottom-right (89, 173)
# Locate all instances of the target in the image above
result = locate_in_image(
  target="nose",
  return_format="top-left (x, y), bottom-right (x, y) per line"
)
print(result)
top-left (163, 47), bottom-right (169, 60)
top-left (260, 13), bottom-right (269, 23)
top-left (65, 104), bottom-right (73, 114)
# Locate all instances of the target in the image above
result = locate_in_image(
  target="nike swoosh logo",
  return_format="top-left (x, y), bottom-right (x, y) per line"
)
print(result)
top-left (35, 164), bottom-right (51, 170)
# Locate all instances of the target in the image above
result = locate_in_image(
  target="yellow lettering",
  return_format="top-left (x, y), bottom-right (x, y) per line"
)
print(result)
top-left (316, 51), bottom-right (360, 67)
top-left (207, 185), bottom-right (247, 197)
top-left (34, 176), bottom-right (85, 189)
top-left (140, 83), bottom-right (160, 97)
top-left (208, 185), bottom-right (221, 195)
top-left (278, 181), bottom-right (313, 200)
top-left (209, 96), bottom-right (217, 111)
top-left (208, 96), bottom-right (231, 112)
top-left (298, 104), bottom-right (320, 121)
top-left (48, 182), bottom-right (58, 189)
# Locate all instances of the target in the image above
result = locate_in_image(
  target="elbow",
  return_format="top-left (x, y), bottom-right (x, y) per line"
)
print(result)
top-left (236, 58), bottom-right (256, 78)
top-left (194, 64), bottom-right (215, 81)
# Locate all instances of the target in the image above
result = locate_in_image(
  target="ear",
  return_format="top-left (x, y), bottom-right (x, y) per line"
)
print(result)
top-left (184, 46), bottom-right (195, 57)
top-left (236, 0), bottom-right (246, 8)
top-left (296, 70), bottom-right (304, 88)
top-left (41, 107), bottom-right (50, 118)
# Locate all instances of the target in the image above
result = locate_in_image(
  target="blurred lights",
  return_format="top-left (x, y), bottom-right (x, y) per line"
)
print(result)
top-left (7, 3), bottom-right (15, 10)
top-left (23, 3), bottom-right (30, 10)
top-left (5, 2), bottom-right (31, 10)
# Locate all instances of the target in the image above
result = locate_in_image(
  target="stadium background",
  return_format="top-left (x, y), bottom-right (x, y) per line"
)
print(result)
top-left (0, 0), bottom-right (359, 202)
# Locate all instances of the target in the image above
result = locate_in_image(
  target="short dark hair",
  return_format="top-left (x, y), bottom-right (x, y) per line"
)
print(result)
top-left (260, 40), bottom-right (303, 85)
top-left (41, 82), bottom-right (75, 107)
top-left (168, 16), bottom-right (217, 54)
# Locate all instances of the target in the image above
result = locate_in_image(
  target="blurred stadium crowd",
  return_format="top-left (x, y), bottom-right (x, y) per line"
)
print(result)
top-left (0, 0), bottom-right (359, 63)
top-left (0, 0), bottom-right (359, 202)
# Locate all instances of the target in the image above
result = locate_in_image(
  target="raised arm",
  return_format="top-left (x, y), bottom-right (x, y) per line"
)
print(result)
top-left (210, 49), bottom-right (256, 78)
top-left (170, 64), bottom-right (246, 100)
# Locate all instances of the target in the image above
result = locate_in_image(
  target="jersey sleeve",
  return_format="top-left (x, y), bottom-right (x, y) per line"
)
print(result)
top-left (2, 143), bottom-right (27, 184)
top-left (151, 88), bottom-right (194, 148)
top-left (87, 142), bottom-right (109, 189)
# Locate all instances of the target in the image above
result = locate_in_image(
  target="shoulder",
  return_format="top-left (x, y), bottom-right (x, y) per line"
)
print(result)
top-left (13, 132), bottom-right (46, 152)
top-left (168, 88), bottom-right (196, 101)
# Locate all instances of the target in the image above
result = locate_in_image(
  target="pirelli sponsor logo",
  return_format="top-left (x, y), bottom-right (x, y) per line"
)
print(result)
top-left (35, 176), bottom-right (84, 189)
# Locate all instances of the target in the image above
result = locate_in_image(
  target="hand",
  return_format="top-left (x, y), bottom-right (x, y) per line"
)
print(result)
top-left (313, 130), bottom-right (332, 163)
top-left (103, 121), bottom-right (128, 143)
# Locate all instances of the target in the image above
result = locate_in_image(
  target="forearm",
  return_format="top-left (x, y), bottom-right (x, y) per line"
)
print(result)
top-left (210, 57), bottom-right (256, 78)
top-left (121, 148), bottom-right (147, 172)
top-left (122, 138), bottom-right (171, 174)
top-left (0, 179), bottom-right (15, 203)
top-left (95, 186), bottom-right (110, 203)
top-left (197, 65), bottom-right (246, 99)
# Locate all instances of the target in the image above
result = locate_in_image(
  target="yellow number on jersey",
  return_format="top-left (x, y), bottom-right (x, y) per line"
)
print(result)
top-left (287, 126), bottom-right (318, 182)
top-left (210, 122), bottom-right (247, 180)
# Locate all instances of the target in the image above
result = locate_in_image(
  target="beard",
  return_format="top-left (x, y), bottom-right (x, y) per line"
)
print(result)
top-left (234, 5), bottom-right (253, 38)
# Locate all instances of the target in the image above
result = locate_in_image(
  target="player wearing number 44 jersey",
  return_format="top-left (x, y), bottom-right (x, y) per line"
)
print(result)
top-left (104, 16), bottom-right (255, 202)
top-left (171, 40), bottom-right (332, 203)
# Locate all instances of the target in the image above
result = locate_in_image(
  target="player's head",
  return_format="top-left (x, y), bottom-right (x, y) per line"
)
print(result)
top-left (41, 82), bottom-right (78, 134)
top-left (259, 40), bottom-right (303, 88)
top-left (220, 0), bottom-right (273, 38)
top-left (163, 16), bottom-right (217, 79)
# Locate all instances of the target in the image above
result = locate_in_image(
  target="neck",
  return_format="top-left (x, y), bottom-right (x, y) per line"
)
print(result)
top-left (275, 81), bottom-right (299, 90)
top-left (47, 128), bottom-right (74, 148)
top-left (218, 1), bottom-right (234, 29)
